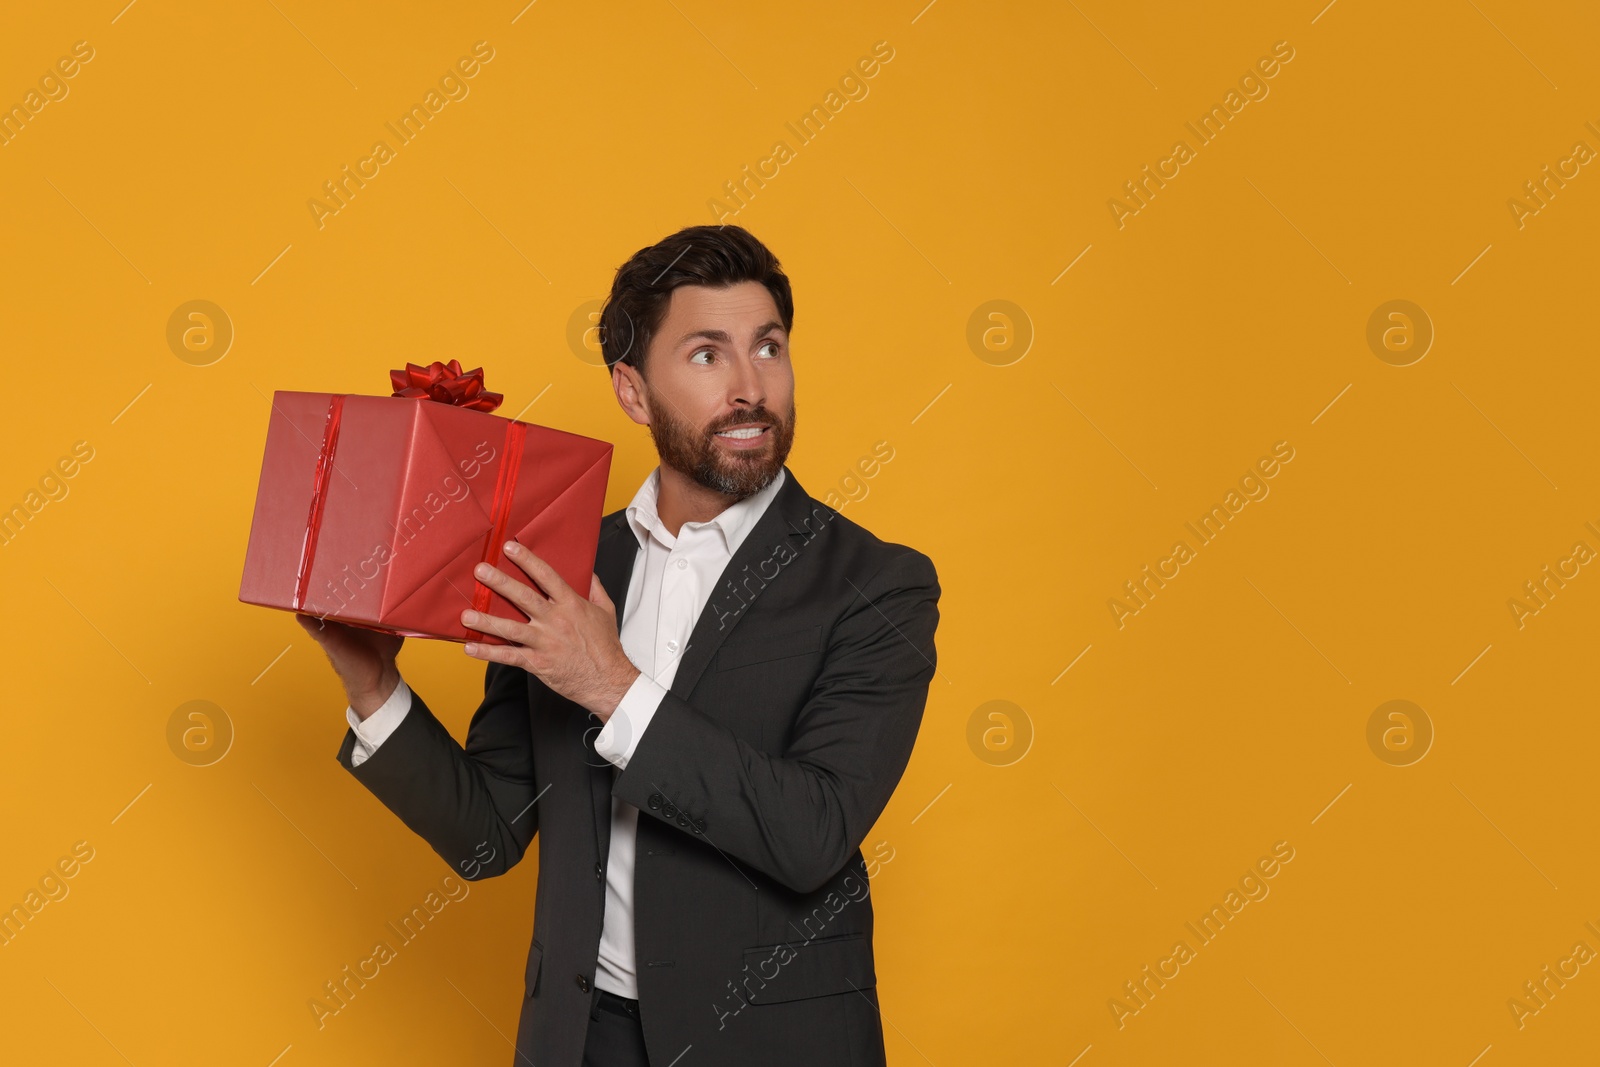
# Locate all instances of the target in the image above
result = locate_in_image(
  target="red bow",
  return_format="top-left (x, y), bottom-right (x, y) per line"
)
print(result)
top-left (389, 359), bottom-right (504, 412)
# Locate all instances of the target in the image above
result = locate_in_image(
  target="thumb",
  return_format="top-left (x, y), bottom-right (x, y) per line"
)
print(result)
top-left (588, 573), bottom-right (613, 610)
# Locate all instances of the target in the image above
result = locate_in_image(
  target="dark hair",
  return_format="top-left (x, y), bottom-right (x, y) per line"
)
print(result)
top-left (599, 224), bottom-right (794, 376)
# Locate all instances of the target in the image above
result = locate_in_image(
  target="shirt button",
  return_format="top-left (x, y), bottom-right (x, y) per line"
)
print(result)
top-left (666, 639), bottom-right (679, 653)
top-left (675, 558), bottom-right (687, 569)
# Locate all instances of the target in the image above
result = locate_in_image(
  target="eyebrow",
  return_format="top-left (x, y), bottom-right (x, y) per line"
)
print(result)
top-left (674, 320), bottom-right (786, 349)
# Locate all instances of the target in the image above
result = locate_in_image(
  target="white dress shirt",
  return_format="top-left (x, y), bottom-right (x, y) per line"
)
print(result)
top-left (343, 464), bottom-right (787, 999)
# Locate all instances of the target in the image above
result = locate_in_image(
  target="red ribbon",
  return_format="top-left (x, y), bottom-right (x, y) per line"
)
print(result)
top-left (292, 395), bottom-right (346, 612)
top-left (390, 359), bottom-right (504, 412)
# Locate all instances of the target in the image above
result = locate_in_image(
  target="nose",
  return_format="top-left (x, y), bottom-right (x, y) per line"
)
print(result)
top-left (728, 351), bottom-right (765, 410)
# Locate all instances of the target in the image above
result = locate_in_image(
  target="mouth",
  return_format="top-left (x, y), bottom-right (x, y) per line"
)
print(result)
top-left (712, 422), bottom-right (773, 449)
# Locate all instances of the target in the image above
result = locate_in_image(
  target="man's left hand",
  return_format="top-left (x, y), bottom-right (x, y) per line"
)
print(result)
top-left (461, 540), bottom-right (640, 720)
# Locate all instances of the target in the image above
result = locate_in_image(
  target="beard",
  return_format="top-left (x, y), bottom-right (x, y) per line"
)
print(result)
top-left (644, 392), bottom-right (796, 499)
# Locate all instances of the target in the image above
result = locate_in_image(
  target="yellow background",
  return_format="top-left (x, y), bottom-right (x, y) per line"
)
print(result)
top-left (3, 1), bottom-right (1597, 1063)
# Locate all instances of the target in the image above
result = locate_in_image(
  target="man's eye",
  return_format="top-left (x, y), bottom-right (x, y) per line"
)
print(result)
top-left (758, 341), bottom-right (781, 358)
top-left (690, 349), bottom-right (715, 365)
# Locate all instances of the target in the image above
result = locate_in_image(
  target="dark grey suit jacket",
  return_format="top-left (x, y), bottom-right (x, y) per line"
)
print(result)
top-left (336, 465), bottom-right (940, 1066)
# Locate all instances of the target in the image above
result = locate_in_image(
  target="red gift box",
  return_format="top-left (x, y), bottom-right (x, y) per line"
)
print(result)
top-left (238, 360), bottom-right (613, 644)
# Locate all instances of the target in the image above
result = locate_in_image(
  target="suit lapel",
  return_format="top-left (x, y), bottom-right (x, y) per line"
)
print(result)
top-left (584, 466), bottom-right (823, 862)
top-left (666, 467), bottom-right (821, 699)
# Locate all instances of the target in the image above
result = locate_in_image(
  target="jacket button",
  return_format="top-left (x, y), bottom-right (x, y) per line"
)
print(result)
top-left (662, 803), bottom-right (678, 818)
top-left (647, 793), bottom-right (662, 810)
top-left (693, 819), bottom-right (706, 834)
top-left (595, 862), bottom-right (604, 881)
top-left (676, 814), bottom-right (689, 828)
top-left (576, 975), bottom-right (590, 993)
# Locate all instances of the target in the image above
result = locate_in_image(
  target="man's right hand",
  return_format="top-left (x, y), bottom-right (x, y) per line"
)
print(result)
top-left (295, 614), bottom-right (404, 720)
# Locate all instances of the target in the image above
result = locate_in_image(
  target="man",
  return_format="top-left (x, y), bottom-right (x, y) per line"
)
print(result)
top-left (298, 224), bottom-right (940, 1066)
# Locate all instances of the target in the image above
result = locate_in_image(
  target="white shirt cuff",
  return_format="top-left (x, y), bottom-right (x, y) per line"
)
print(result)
top-left (593, 672), bottom-right (666, 770)
top-left (345, 678), bottom-right (412, 768)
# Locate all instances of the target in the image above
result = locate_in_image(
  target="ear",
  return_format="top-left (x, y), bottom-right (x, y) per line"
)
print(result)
top-left (612, 364), bottom-right (652, 427)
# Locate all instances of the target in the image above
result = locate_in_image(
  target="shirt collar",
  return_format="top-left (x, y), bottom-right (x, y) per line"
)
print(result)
top-left (625, 465), bottom-right (788, 556)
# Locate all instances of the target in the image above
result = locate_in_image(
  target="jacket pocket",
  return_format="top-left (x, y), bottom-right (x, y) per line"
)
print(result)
top-left (525, 938), bottom-right (543, 998)
top-left (716, 625), bottom-right (822, 672)
top-left (739, 931), bottom-right (876, 1004)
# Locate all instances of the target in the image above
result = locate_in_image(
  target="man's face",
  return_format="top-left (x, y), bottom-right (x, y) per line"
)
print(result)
top-left (628, 280), bottom-right (796, 498)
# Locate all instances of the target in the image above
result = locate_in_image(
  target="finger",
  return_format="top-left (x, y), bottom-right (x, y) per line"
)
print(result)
top-left (500, 541), bottom-right (575, 604)
top-left (463, 638), bottom-right (533, 670)
top-left (588, 573), bottom-right (612, 609)
top-left (460, 607), bottom-right (535, 645)
top-left (473, 559), bottom-right (550, 618)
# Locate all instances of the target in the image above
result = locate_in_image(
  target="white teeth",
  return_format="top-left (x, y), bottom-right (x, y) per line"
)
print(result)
top-left (716, 427), bottom-right (765, 439)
